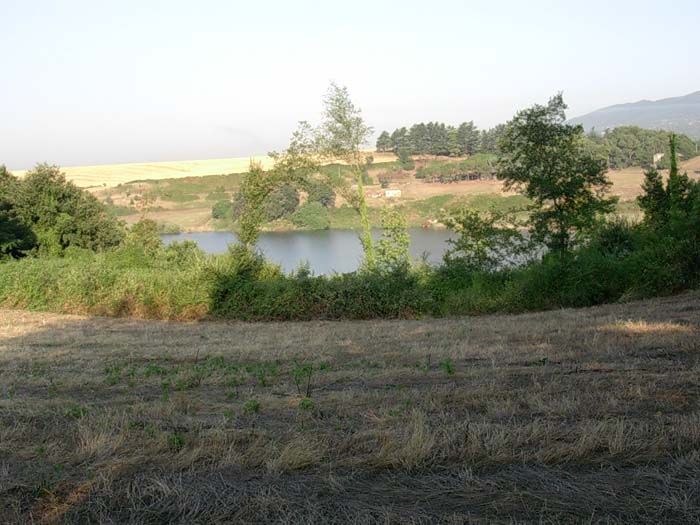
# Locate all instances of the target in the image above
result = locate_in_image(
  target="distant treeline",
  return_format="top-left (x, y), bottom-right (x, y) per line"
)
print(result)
top-left (415, 154), bottom-right (497, 183)
top-left (584, 126), bottom-right (698, 169)
top-left (377, 122), bottom-right (699, 171)
top-left (376, 122), bottom-right (505, 157)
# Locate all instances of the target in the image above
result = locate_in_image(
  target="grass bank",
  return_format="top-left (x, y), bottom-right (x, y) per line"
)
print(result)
top-left (1, 292), bottom-right (699, 522)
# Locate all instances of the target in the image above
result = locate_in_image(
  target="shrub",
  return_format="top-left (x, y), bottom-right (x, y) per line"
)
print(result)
top-left (291, 202), bottom-right (330, 230)
top-left (265, 184), bottom-right (299, 221)
top-left (1, 164), bottom-right (124, 254)
top-left (212, 199), bottom-right (234, 220)
top-left (305, 180), bottom-right (336, 208)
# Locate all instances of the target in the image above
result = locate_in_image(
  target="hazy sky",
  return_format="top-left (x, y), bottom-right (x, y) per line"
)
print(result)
top-left (2, 0), bottom-right (699, 169)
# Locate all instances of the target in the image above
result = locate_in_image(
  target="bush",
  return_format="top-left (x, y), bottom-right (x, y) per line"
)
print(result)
top-left (265, 184), bottom-right (299, 221)
top-left (212, 199), bottom-right (234, 220)
top-left (305, 180), bottom-right (336, 208)
top-left (291, 202), bottom-right (330, 230)
top-left (397, 148), bottom-right (415, 170)
top-left (1, 164), bottom-right (124, 255)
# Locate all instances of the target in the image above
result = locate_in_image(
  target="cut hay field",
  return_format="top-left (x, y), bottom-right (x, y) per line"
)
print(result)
top-left (11, 156), bottom-right (278, 189)
top-left (10, 152), bottom-right (400, 189)
top-left (1, 291), bottom-right (700, 522)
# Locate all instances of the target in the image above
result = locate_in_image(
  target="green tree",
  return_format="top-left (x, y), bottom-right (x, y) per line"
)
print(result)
top-left (376, 131), bottom-right (392, 152)
top-left (264, 184), bottom-right (299, 221)
top-left (397, 147), bottom-right (415, 170)
top-left (124, 218), bottom-right (163, 257)
top-left (637, 167), bottom-right (668, 227)
top-left (316, 83), bottom-right (375, 267)
top-left (212, 199), bottom-right (234, 220)
top-left (4, 164), bottom-right (123, 254)
top-left (498, 94), bottom-right (617, 253)
top-left (442, 209), bottom-right (523, 272)
top-left (375, 207), bottom-right (410, 273)
top-left (291, 201), bottom-right (330, 230)
top-left (0, 200), bottom-right (37, 259)
top-left (305, 179), bottom-right (336, 208)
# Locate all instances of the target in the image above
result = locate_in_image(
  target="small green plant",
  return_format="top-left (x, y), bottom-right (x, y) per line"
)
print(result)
top-left (298, 397), bottom-right (315, 412)
top-left (144, 363), bottom-right (168, 378)
top-left (291, 362), bottom-right (314, 397)
top-left (538, 356), bottom-right (549, 366)
top-left (104, 365), bottom-right (121, 385)
top-left (167, 433), bottom-right (185, 451)
top-left (242, 399), bottom-right (260, 415)
top-left (64, 403), bottom-right (88, 419)
top-left (439, 359), bottom-right (455, 375)
top-left (160, 380), bottom-right (171, 401)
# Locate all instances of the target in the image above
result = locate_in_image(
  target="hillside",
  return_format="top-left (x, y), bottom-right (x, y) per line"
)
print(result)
top-left (569, 91), bottom-right (700, 138)
top-left (2, 291), bottom-right (699, 522)
top-left (94, 155), bottom-right (699, 233)
top-left (10, 156), bottom-right (277, 189)
top-left (10, 152), bottom-right (399, 189)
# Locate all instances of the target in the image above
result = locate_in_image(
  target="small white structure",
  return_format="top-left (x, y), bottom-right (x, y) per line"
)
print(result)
top-left (384, 189), bottom-right (402, 199)
top-left (653, 153), bottom-right (665, 166)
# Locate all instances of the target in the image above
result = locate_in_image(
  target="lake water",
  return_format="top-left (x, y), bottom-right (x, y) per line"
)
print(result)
top-left (161, 229), bottom-right (455, 274)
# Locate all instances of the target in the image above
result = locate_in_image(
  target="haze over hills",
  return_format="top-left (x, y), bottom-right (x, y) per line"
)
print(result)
top-left (569, 91), bottom-right (700, 138)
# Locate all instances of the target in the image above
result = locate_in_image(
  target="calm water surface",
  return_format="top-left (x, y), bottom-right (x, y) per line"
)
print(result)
top-left (161, 229), bottom-right (454, 274)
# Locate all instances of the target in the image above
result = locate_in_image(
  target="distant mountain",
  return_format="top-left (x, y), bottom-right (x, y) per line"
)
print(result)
top-left (569, 91), bottom-right (700, 139)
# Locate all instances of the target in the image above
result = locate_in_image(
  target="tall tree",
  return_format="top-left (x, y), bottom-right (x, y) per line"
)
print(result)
top-left (316, 83), bottom-right (375, 267)
top-left (498, 94), bottom-right (617, 253)
top-left (375, 131), bottom-right (392, 152)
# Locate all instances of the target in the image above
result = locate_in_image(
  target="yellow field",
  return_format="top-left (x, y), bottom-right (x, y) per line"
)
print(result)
top-left (11, 152), bottom-right (399, 189)
top-left (11, 156), bottom-right (277, 188)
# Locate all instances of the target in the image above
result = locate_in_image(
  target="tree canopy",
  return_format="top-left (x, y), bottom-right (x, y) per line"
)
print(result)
top-left (0, 164), bottom-right (124, 256)
top-left (376, 121), bottom-right (504, 157)
top-left (498, 94), bottom-right (617, 253)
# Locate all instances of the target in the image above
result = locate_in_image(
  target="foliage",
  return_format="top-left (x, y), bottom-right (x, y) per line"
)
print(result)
top-left (264, 184), bottom-right (299, 220)
top-left (123, 219), bottom-right (163, 257)
top-left (415, 154), bottom-right (497, 182)
top-left (397, 148), bottom-right (415, 170)
top-left (291, 202), bottom-right (330, 230)
top-left (442, 209), bottom-right (525, 272)
top-left (212, 199), bottom-right (234, 220)
top-left (1, 164), bottom-right (124, 255)
top-left (316, 83), bottom-right (375, 267)
top-left (0, 166), bottom-right (37, 258)
top-left (498, 94), bottom-right (617, 253)
top-left (304, 179), bottom-right (335, 207)
top-left (375, 208), bottom-right (410, 274)
top-left (586, 126), bottom-right (697, 169)
top-left (378, 121), bottom-right (504, 157)
top-left (375, 130), bottom-right (392, 152)
top-left (0, 201), bottom-right (37, 259)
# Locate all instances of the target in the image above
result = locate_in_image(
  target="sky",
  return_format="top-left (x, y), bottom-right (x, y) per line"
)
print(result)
top-left (1, 0), bottom-right (699, 170)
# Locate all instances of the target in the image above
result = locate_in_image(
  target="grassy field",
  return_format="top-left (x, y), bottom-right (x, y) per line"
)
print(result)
top-left (1, 291), bottom-right (700, 522)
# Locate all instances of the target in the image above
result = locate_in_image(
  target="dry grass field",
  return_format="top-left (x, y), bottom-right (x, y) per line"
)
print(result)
top-left (10, 153), bottom-right (400, 189)
top-left (11, 156), bottom-right (278, 189)
top-left (1, 292), bottom-right (700, 523)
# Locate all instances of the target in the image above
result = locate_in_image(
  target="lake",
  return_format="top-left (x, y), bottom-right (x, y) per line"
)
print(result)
top-left (161, 229), bottom-right (455, 274)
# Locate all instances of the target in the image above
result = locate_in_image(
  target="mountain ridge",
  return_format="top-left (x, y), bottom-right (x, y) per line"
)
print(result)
top-left (569, 91), bottom-right (700, 138)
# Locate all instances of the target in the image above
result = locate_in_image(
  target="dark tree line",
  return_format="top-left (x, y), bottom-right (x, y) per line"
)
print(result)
top-left (577, 126), bottom-right (696, 169)
top-left (376, 122), bottom-right (505, 157)
top-left (378, 120), bottom-right (699, 171)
